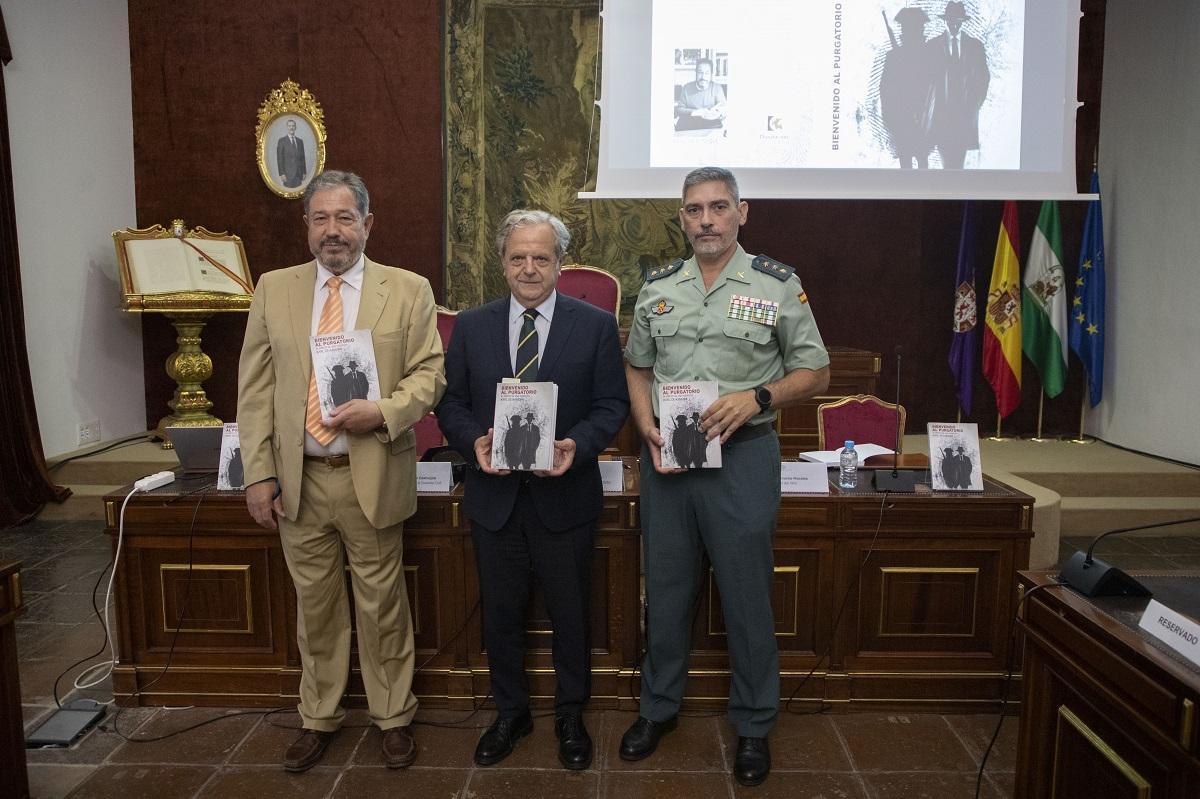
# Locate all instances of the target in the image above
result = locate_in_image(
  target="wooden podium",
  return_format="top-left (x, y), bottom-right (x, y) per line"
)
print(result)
top-left (103, 464), bottom-right (1033, 712)
top-left (1015, 572), bottom-right (1200, 798)
top-left (1, 561), bottom-right (29, 799)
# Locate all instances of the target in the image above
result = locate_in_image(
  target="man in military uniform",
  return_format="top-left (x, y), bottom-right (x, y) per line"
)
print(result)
top-left (620, 166), bottom-right (830, 787)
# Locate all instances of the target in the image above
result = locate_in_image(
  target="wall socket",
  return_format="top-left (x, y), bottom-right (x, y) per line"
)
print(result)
top-left (77, 420), bottom-right (101, 447)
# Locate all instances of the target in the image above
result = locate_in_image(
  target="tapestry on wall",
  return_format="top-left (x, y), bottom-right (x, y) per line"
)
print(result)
top-left (445, 0), bottom-right (687, 320)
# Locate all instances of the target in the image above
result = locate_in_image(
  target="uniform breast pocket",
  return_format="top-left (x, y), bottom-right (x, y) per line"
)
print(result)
top-left (650, 317), bottom-right (682, 375)
top-left (719, 320), bottom-right (773, 381)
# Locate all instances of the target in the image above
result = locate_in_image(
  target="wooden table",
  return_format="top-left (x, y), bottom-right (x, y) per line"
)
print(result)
top-left (103, 466), bottom-right (1032, 713)
top-left (1, 560), bottom-right (29, 799)
top-left (1015, 571), bottom-right (1200, 798)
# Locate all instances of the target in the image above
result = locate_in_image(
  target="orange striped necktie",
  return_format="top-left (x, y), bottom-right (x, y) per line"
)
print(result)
top-left (305, 276), bottom-right (344, 445)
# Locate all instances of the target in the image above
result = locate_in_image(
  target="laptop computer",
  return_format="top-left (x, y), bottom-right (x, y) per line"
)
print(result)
top-left (167, 425), bottom-right (223, 475)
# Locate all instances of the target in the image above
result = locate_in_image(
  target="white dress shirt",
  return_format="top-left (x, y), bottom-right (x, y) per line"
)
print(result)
top-left (508, 291), bottom-right (556, 374)
top-left (305, 255), bottom-right (365, 456)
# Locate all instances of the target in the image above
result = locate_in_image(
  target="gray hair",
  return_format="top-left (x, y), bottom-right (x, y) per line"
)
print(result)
top-left (495, 209), bottom-right (571, 262)
top-left (682, 166), bottom-right (740, 204)
top-left (303, 170), bottom-right (370, 217)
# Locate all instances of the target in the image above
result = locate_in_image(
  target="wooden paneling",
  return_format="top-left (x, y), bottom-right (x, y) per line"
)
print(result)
top-left (105, 469), bottom-right (1033, 711)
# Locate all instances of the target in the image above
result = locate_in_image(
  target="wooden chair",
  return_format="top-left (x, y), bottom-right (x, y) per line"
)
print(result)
top-left (816, 394), bottom-right (906, 453)
top-left (557, 264), bottom-right (622, 323)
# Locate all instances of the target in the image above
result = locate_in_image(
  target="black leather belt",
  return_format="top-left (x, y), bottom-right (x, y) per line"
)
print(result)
top-left (652, 420), bottom-right (774, 444)
top-left (725, 422), bottom-right (774, 444)
top-left (304, 454), bottom-right (350, 468)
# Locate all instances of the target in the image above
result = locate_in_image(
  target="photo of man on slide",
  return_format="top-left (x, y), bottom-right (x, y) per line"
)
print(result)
top-left (674, 53), bottom-right (727, 132)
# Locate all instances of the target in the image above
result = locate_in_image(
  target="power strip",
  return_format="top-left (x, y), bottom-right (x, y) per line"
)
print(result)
top-left (134, 471), bottom-right (175, 492)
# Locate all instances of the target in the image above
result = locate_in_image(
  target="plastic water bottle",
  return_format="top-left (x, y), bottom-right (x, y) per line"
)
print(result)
top-left (838, 440), bottom-right (858, 489)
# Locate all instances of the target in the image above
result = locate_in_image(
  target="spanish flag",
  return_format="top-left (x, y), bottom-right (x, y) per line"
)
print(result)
top-left (982, 202), bottom-right (1022, 417)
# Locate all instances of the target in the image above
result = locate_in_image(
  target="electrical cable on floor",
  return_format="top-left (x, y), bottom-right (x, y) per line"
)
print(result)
top-left (782, 490), bottom-right (890, 716)
top-left (972, 581), bottom-right (1054, 799)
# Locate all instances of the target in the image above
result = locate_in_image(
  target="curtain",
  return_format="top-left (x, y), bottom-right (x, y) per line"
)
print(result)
top-left (0, 10), bottom-right (70, 526)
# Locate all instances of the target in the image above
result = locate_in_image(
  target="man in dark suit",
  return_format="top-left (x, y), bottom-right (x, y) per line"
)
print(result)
top-left (435, 209), bottom-right (629, 770)
top-left (929, 1), bottom-right (989, 169)
top-left (276, 118), bottom-right (307, 188)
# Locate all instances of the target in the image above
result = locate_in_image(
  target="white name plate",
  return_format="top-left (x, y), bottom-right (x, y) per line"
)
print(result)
top-left (600, 460), bottom-right (624, 493)
top-left (1138, 598), bottom-right (1200, 668)
top-left (781, 461), bottom-right (829, 494)
top-left (416, 462), bottom-right (454, 493)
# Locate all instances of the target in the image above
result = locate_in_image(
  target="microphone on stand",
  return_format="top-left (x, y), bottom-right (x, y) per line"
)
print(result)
top-left (874, 345), bottom-right (916, 492)
top-left (1058, 516), bottom-right (1200, 597)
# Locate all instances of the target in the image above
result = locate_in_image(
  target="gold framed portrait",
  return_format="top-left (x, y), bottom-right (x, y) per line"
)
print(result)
top-left (255, 79), bottom-right (327, 199)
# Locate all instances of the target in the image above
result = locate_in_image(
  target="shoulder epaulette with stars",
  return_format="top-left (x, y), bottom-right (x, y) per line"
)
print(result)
top-left (647, 258), bottom-right (685, 282)
top-left (752, 255), bottom-right (796, 282)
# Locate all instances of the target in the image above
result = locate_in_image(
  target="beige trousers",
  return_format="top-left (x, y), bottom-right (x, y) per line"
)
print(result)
top-left (278, 460), bottom-right (418, 731)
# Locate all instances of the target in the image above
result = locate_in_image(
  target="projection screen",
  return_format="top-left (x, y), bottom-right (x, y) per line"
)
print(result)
top-left (583, 0), bottom-right (1089, 200)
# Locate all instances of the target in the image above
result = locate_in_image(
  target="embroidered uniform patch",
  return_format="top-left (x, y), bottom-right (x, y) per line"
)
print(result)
top-left (728, 294), bottom-right (779, 326)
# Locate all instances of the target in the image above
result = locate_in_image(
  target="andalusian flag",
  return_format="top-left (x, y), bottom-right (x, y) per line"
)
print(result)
top-left (1070, 171), bottom-right (1106, 407)
top-left (1021, 201), bottom-right (1068, 397)
top-left (982, 202), bottom-right (1022, 417)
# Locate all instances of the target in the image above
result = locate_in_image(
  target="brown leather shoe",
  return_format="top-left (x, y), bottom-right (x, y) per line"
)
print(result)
top-left (283, 729), bottom-right (335, 772)
top-left (382, 725), bottom-right (417, 768)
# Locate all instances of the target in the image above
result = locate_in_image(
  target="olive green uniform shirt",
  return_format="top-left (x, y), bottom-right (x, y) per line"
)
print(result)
top-left (625, 245), bottom-right (830, 426)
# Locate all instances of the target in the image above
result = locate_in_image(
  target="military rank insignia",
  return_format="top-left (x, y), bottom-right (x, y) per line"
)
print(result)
top-left (798, 291), bottom-right (809, 304)
top-left (651, 299), bottom-right (675, 315)
top-left (728, 294), bottom-right (778, 326)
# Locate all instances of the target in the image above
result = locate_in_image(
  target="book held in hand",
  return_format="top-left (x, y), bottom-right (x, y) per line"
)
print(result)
top-left (927, 422), bottom-right (984, 491)
top-left (492, 382), bottom-right (558, 471)
top-left (309, 330), bottom-right (380, 423)
top-left (658, 381), bottom-right (721, 469)
top-left (218, 422), bottom-right (245, 491)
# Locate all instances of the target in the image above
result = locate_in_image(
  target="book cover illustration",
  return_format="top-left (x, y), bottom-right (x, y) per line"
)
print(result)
top-left (491, 382), bottom-right (558, 471)
top-left (928, 422), bottom-right (984, 491)
top-left (658, 381), bottom-right (722, 469)
top-left (218, 422), bottom-right (244, 491)
top-left (310, 330), bottom-right (380, 423)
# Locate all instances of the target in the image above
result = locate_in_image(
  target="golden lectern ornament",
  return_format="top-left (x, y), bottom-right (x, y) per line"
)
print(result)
top-left (112, 220), bottom-right (254, 447)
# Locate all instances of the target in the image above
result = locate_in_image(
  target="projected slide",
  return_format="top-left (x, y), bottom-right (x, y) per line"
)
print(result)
top-left (592, 0), bottom-right (1082, 199)
top-left (649, 0), bottom-right (1023, 171)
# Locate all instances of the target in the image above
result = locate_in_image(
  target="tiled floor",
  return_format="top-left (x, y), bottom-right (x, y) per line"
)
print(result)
top-left (7, 521), bottom-right (1200, 798)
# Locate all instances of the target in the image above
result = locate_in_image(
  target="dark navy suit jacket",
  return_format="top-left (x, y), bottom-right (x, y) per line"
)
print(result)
top-left (435, 293), bottom-right (630, 532)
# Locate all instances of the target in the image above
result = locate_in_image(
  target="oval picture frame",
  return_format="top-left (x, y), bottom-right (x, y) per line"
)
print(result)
top-left (255, 79), bottom-right (327, 199)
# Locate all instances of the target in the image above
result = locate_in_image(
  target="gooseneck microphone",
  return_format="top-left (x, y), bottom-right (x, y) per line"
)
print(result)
top-left (874, 345), bottom-right (916, 492)
top-left (1058, 515), bottom-right (1200, 597)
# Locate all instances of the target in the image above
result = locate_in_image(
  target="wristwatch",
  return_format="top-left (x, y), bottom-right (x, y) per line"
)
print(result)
top-left (753, 385), bottom-right (773, 412)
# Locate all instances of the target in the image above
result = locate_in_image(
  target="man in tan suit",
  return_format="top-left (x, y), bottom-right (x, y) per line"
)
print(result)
top-left (237, 170), bottom-right (445, 772)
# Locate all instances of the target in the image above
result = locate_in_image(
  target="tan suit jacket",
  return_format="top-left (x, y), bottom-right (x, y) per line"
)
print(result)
top-left (237, 258), bottom-right (446, 528)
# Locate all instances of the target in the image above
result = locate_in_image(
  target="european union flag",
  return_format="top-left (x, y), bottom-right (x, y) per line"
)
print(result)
top-left (1069, 171), bottom-right (1105, 407)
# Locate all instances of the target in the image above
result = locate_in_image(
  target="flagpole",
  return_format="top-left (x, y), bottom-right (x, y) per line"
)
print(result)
top-left (988, 412), bottom-right (1006, 441)
top-left (1070, 391), bottom-right (1092, 444)
top-left (1031, 393), bottom-right (1046, 441)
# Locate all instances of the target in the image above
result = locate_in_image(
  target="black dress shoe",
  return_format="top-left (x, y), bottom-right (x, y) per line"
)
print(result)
top-left (734, 736), bottom-right (771, 786)
top-left (474, 710), bottom-right (533, 766)
top-left (554, 713), bottom-right (593, 770)
top-left (618, 715), bottom-right (677, 761)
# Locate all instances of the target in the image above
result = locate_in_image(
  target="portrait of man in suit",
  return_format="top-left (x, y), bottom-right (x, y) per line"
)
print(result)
top-left (435, 209), bottom-right (629, 771)
top-left (276, 117), bottom-right (308, 188)
top-left (236, 170), bottom-right (445, 773)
